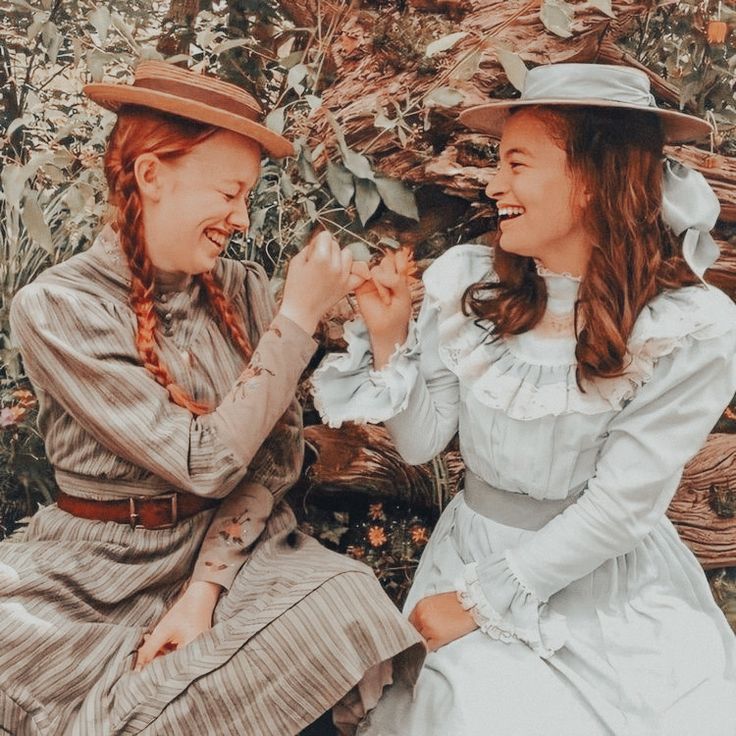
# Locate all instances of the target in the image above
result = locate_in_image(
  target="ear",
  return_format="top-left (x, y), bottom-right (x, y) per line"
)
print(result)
top-left (133, 153), bottom-right (165, 203)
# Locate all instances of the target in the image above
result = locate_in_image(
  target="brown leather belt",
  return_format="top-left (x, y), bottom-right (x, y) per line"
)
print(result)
top-left (56, 490), bottom-right (218, 530)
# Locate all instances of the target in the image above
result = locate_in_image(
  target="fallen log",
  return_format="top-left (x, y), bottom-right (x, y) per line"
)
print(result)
top-left (301, 423), bottom-right (464, 511)
top-left (667, 433), bottom-right (736, 570)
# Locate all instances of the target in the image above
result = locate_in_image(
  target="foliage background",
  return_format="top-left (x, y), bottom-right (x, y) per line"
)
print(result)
top-left (0, 0), bottom-right (734, 609)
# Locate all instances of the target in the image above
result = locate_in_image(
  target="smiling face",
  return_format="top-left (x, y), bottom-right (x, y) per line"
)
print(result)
top-left (137, 129), bottom-right (262, 275)
top-left (485, 110), bottom-right (593, 277)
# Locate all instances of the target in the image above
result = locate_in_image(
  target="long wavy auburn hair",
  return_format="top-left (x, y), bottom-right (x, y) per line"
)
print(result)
top-left (463, 105), bottom-right (701, 386)
top-left (104, 106), bottom-right (253, 415)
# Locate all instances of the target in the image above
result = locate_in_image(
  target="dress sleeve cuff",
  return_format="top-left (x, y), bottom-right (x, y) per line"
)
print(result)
top-left (312, 317), bottom-right (420, 428)
top-left (456, 556), bottom-right (568, 659)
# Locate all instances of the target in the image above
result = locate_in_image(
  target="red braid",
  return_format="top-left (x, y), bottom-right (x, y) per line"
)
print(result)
top-left (199, 271), bottom-right (253, 360)
top-left (104, 106), bottom-right (252, 415)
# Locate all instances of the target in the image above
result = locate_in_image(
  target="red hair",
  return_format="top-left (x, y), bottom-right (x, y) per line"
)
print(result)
top-left (104, 106), bottom-right (253, 415)
top-left (464, 105), bottom-right (700, 386)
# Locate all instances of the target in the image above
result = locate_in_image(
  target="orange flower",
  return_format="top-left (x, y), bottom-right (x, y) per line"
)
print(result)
top-left (12, 389), bottom-right (36, 408)
top-left (410, 526), bottom-right (430, 545)
top-left (347, 545), bottom-right (366, 559)
top-left (367, 525), bottom-right (387, 547)
top-left (368, 503), bottom-right (384, 520)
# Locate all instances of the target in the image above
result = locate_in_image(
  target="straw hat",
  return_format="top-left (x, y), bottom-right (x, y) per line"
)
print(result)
top-left (84, 60), bottom-right (294, 158)
top-left (459, 63), bottom-right (712, 144)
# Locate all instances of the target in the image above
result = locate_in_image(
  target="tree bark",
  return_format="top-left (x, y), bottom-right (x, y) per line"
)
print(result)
top-left (668, 434), bottom-right (736, 569)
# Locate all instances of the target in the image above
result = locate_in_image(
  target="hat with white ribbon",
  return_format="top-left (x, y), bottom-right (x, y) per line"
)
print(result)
top-left (460, 63), bottom-right (720, 279)
top-left (459, 63), bottom-right (712, 143)
top-left (662, 158), bottom-right (721, 279)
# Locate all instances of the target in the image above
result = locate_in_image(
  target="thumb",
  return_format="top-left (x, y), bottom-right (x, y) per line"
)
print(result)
top-left (135, 629), bottom-right (171, 671)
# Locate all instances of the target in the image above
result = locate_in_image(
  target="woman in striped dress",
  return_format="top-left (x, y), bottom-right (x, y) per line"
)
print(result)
top-left (0, 61), bottom-right (422, 736)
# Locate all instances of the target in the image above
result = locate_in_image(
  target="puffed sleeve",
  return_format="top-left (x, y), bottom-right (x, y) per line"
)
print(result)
top-left (311, 247), bottom-right (495, 465)
top-left (461, 305), bottom-right (736, 658)
top-left (9, 268), bottom-right (316, 499)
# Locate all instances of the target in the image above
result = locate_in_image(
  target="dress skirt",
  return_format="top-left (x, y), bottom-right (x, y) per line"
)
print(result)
top-left (358, 492), bottom-right (736, 736)
top-left (0, 502), bottom-right (423, 736)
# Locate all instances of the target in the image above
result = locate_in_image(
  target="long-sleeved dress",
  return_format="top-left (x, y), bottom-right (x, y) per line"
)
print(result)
top-left (312, 243), bottom-right (736, 736)
top-left (0, 226), bottom-right (423, 736)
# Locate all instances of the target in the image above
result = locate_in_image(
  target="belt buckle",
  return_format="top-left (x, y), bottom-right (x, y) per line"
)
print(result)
top-left (129, 493), bottom-right (179, 530)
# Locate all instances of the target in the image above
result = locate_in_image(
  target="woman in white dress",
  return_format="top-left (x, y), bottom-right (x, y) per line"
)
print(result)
top-left (312, 64), bottom-right (736, 735)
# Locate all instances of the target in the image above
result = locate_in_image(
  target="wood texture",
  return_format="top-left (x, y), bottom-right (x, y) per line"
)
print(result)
top-left (668, 433), bottom-right (736, 570)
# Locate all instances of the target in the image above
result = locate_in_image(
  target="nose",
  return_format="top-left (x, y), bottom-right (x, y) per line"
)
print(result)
top-left (484, 166), bottom-right (507, 202)
top-left (227, 198), bottom-right (250, 232)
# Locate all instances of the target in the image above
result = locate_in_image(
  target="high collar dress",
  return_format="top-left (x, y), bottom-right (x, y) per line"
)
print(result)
top-left (313, 243), bottom-right (736, 736)
top-left (0, 227), bottom-right (424, 736)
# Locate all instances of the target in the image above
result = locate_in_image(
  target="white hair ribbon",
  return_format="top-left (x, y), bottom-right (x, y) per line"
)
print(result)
top-left (662, 158), bottom-right (721, 280)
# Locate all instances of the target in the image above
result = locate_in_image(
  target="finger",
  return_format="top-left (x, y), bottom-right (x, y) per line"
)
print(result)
top-left (134, 631), bottom-right (167, 671)
top-left (372, 276), bottom-right (392, 306)
top-left (395, 247), bottom-right (410, 274)
top-left (340, 246), bottom-right (353, 277)
top-left (347, 272), bottom-right (368, 292)
top-left (350, 261), bottom-right (371, 280)
top-left (354, 279), bottom-right (378, 297)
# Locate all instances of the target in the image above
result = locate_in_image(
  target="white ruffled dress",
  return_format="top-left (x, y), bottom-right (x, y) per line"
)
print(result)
top-left (312, 244), bottom-right (736, 736)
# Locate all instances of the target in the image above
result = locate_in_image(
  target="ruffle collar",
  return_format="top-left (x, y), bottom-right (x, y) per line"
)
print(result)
top-left (422, 244), bottom-right (735, 420)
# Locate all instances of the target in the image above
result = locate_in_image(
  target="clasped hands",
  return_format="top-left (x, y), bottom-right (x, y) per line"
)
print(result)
top-left (279, 231), bottom-right (416, 356)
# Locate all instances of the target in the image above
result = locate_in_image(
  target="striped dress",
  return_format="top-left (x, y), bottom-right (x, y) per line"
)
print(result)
top-left (0, 227), bottom-right (423, 736)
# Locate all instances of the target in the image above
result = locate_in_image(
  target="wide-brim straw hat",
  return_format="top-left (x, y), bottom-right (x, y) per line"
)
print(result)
top-left (459, 63), bottom-right (712, 144)
top-left (84, 60), bottom-right (294, 158)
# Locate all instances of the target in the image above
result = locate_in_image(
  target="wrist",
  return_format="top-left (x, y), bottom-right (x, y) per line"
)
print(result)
top-left (185, 580), bottom-right (223, 607)
top-left (278, 301), bottom-right (318, 336)
top-left (371, 330), bottom-right (408, 369)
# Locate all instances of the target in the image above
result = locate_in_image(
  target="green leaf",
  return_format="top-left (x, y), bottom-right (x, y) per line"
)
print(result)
top-left (88, 6), bottom-right (111, 45)
top-left (587, 0), bottom-right (614, 18)
top-left (86, 49), bottom-right (108, 82)
top-left (1, 165), bottom-right (27, 211)
top-left (43, 21), bottom-right (61, 64)
top-left (495, 48), bottom-right (528, 92)
top-left (111, 13), bottom-right (139, 50)
top-left (212, 38), bottom-right (252, 55)
top-left (265, 106), bottom-right (285, 134)
top-left (21, 193), bottom-right (53, 254)
top-left (540, 0), bottom-right (574, 38)
top-left (305, 95), bottom-right (321, 112)
top-left (9, 0), bottom-right (34, 13)
top-left (342, 147), bottom-right (374, 181)
top-left (287, 63), bottom-right (308, 94)
top-left (355, 179), bottom-right (380, 225)
top-left (424, 86), bottom-right (464, 108)
top-left (279, 171), bottom-right (295, 198)
top-left (375, 177), bottom-right (419, 220)
top-left (326, 160), bottom-right (355, 207)
top-left (425, 32), bottom-right (468, 58)
top-left (450, 49), bottom-right (482, 82)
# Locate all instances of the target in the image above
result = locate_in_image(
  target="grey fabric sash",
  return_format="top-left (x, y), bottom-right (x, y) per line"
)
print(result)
top-left (463, 469), bottom-right (582, 531)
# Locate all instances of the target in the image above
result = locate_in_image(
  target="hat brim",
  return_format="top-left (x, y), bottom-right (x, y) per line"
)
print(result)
top-left (459, 98), bottom-right (712, 144)
top-left (83, 84), bottom-right (294, 159)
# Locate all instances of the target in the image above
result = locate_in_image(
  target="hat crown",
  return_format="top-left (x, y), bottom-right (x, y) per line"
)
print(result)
top-left (521, 63), bottom-right (656, 108)
top-left (132, 61), bottom-right (263, 120)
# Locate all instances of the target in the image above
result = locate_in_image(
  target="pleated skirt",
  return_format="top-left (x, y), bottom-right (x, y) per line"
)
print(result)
top-left (0, 502), bottom-right (423, 736)
top-left (358, 492), bottom-right (736, 736)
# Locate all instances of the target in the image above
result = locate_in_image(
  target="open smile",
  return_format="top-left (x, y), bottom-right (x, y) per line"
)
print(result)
top-left (204, 228), bottom-right (230, 250)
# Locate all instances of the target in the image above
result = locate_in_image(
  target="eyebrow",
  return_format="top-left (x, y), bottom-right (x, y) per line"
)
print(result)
top-left (501, 146), bottom-right (532, 158)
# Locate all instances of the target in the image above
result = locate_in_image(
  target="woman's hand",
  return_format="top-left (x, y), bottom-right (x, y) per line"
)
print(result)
top-left (134, 580), bottom-right (222, 670)
top-left (279, 230), bottom-right (364, 335)
top-left (355, 248), bottom-right (414, 368)
top-left (408, 592), bottom-right (478, 652)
